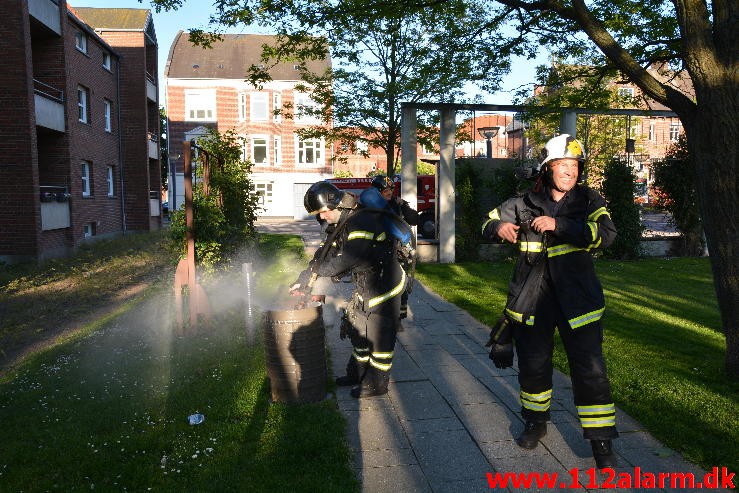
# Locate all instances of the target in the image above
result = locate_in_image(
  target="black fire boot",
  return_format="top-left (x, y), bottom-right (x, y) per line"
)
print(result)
top-left (350, 367), bottom-right (389, 398)
top-left (515, 421), bottom-right (547, 449)
top-left (335, 356), bottom-right (363, 386)
top-left (349, 384), bottom-right (388, 398)
top-left (591, 439), bottom-right (618, 469)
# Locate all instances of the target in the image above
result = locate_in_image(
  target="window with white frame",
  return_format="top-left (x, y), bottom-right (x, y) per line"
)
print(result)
top-left (102, 52), bottom-right (112, 71)
top-left (294, 92), bottom-right (319, 123)
top-left (250, 92), bottom-right (268, 121)
top-left (251, 136), bottom-right (269, 165)
top-left (78, 86), bottom-right (89, 123)
top-left (252, 182), bottom-right (274, 208)
top-left (75, 31), bottom-right (87, 53)
top-left (617, 87), bottom-right (635, 98)
top-left (103, 99), bottom-right (112, 132)
top-left (296, 136), bottom-right (324, 166)
top-left (81, 161), bottom-right (92, 197)
top-left (273, 136), bottom-right (282, 165)
top-left (669, 121), bottom-right (681, 141)
top-left (648, 122), bottom-right (655, 141)
top-left (106, 166), bottom-right (114, 196)
top-left (273, 93), bottom-right (281, 122)
top-left (83, 222), bottom-right (95, 238)
top-left (185, 89), bottom-right (216, 121)
top-left (238, 93), bottom-right (247, 121)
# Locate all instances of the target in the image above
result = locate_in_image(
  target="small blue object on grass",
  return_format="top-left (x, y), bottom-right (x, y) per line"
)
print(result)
top-left (188, 413), bottom-right (204, 425)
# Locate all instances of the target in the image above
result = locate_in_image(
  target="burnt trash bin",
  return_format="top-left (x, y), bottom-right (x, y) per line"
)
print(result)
top-left (264, 302), bottom-right (327, 403)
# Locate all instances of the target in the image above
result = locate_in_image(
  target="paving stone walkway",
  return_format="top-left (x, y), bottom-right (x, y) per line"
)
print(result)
top-left (256, 218), bottom-right (729, 493)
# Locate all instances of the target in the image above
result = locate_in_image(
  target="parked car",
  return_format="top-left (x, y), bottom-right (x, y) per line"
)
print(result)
top-left (162, 201), bottom-right (169, 213)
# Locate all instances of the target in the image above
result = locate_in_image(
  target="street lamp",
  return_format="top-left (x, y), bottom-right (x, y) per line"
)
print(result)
top-left (478, 126), bottom-right (499, 158)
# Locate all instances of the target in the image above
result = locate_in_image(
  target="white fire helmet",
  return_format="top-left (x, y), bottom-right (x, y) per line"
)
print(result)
top-left (539, 134), bottom-right (586, 167)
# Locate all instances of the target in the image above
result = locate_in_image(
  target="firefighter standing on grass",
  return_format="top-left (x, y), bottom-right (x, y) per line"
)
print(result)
top-left (481, 134), bottom-right (619, 469)
top-left (371, 175), bottom-right (418, 325)
top-left (290, 181), bottom-right (405, 398)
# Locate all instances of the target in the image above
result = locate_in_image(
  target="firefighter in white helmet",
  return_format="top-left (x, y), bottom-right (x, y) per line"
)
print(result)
top-left (481, 134), bottom-right (619, 469)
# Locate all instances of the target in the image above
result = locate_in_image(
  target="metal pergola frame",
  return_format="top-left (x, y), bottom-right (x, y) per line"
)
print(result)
top-left (399, 102), bottom-right (678, 263)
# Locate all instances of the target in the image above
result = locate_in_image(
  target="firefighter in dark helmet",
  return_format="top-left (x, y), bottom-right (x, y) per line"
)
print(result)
top-left (370, 174), bottom-right (418, 326)
top-left (290, 181), bottom-right (405, 398)
top-left (481, 134), bottom-right (619, 469)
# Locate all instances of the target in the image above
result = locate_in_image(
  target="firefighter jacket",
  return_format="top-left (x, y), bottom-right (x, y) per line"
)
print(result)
top-left (314, 208), bottom-right (406, 319)
top-left (481, 185), bottom-right (617, 330)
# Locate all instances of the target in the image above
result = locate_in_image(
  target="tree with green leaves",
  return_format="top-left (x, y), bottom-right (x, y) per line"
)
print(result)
top-left (151, 1), bottom-right (514, 176)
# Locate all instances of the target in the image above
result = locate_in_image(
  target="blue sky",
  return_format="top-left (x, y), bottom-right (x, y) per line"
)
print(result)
top-left (72, 0), bottom-right (545, 105)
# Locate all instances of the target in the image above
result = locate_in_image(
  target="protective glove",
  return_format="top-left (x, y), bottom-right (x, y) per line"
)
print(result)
top-left (485, 314), bottom-right (513, 368)
top-left (489, 343), bottom-right (514, 369)
top-left (485, 314), bottom-right (511, 347)
top-left (289, 269), bottom-right (312, 294)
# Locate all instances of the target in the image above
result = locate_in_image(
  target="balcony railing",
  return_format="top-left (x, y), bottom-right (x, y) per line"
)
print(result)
top-left (149, 190), bottom-right (161, 217)
top-left (33, 79), bottom-right (65, 132)
top-left (147, 132), bottom-right (159, 159)
top-left (28, 0), bottom-right (61, 35)
top-left (40, 186), bottom-right (70, 230)
top-left (33, 79), bottom-right (63, 102)
top-left (146, 73), bottom-right (157, 102)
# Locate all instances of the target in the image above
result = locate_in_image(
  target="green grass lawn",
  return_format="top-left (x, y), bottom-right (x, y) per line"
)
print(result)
top-left (1, 231), bottom-right (173, 367)
top-left (0, 233), bottom-right (358, 492)
top-left (416, 257), bottom-right (738, 476)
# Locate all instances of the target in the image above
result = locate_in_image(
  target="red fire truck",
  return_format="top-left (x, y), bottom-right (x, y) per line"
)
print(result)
top-left (327, 176), bottom-right (437, 239)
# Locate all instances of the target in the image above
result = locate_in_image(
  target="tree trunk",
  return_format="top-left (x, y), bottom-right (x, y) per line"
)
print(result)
top-left (682, 87), bottom-right (739, 377)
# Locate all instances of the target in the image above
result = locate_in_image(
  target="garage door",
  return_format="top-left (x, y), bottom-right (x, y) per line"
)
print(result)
top-left (293, 183), bottom-right (313, 219)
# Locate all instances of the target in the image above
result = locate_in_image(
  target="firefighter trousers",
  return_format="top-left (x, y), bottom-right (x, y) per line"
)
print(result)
top-left (344, 306), bottom-right (398, 392)
top-left (513, 287), bottom-right (618, 440)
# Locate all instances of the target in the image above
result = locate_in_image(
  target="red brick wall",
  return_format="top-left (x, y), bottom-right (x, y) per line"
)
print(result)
top-left (0, 0), bottom-right (45, 259)
top-left (65, 15), bottom-right (124, 243)
top-left (96, 30), bottom-right (159, 232)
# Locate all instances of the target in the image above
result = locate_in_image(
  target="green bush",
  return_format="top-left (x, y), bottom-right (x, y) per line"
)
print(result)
top-left (601, 158), bottom-right (643, 259)
top-left (168, 129), bottom-right (261, 272)
top-left (417, 160), bottom-right (436, 176)
top-left (455, 161), bottom-right (482, 260)
top-left (651, 136), bottom-right (704, 255)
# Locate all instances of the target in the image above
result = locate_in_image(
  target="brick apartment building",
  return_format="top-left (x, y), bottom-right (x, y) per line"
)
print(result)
top-left (0, 1), bottom-right (160, 263)
top-left (74, 7), bottom-right (162, 231)
top-left (165, 32), bottom-right (335, 219)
